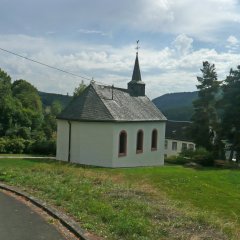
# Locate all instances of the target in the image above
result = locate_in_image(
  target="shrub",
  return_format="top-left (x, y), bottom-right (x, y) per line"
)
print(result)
top-left (181, 148), bottom-right (214, 166)
top-left (165, 155), bottom-right (190, 165)
top-left (0, 138), bottom-right (8, 153)
top-left (166, 148), bottom-right (214, 166)
top-left (30, 139), bottom-right (56, 155)
top-left (0, 137), bottom-right (35, 154)
top-left (5, 138), bottom-right (26, 154)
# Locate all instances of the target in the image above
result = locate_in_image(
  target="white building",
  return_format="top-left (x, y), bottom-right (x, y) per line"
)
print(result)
top-left (164, 120), bottom-right (195, 158)
top-left (56, 53), bottom-right (167, 167)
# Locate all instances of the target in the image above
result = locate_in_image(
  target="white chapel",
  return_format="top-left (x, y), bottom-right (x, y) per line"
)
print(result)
top-left (56, 52), bottom-right (167, 167)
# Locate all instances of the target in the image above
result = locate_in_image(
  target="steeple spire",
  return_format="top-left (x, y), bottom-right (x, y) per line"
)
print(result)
top-left (128, 40), bottom-right (145, 96)
top-left (131, 52), bottom-right (142, 82)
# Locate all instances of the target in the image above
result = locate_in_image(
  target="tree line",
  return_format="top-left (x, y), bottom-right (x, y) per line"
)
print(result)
top-left (191, 61), bottom-right (240, 162)
top-left (0, 68), bottom-right (87, 155)
top-left (0, 68), bottom-right (63, 154)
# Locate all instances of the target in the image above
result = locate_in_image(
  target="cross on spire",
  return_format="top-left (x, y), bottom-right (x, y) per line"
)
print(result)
top-left (136, 40), bottom-right (140, 54)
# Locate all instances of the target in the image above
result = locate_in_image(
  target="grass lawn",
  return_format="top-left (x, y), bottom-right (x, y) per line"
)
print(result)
top-left (0, 158), bottom-right (239, 240)
top-left (0, 154), bottom-right (53, 157)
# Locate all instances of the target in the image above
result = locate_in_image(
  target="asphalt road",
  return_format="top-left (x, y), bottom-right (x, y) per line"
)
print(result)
top-left (0, 190), bottom-right (66, 240)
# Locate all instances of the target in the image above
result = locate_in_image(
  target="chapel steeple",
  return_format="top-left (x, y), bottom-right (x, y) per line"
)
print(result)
top-left (128, 41), bottom-right (145, 96)
top-left (131, 52), bottom-right (142, 82)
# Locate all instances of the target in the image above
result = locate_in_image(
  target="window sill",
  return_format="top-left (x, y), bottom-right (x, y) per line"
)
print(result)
top-left (136, 150), bottom-right (143, 154)
top-left (118, 153), bottom-right (127, 157)
top-left (151, 148), bottom-right (157, 151)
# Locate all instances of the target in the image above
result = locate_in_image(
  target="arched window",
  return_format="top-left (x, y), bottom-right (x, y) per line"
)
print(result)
top-left (119, 131), bottom-right (127, 157)
top-left (136, 130), bottom-right (144, 153)
top-left (151, 129), bottom-right (158, 151)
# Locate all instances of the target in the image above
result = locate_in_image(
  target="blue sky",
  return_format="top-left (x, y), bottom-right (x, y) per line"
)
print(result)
top-left (1, 0), bottom-right (240, 98)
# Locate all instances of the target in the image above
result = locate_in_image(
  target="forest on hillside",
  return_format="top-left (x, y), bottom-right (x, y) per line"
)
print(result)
top-left (152, 92), bottom-right (198, 121)
top-left (0, 68), bottom-right (87, 155)
top-left (0, 68), bottom-right (66, 154)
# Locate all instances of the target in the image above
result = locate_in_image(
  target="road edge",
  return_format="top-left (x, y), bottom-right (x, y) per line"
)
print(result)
top-left (0, 182), bottom-right (93, 240)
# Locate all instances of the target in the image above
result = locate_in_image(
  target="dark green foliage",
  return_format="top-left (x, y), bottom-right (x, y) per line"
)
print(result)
top-left (166, 148), bottom-right (214, 166)
top-left (191, 61), bottom-right (221, 157)
top-left (0, 68), bottom-right (57, 155)
top-left (39, 91), bottom-right (72, 109)
top-left (42, 100), bottom-right (63, 139)
top-left (12, 79), bottom-right (42, 112)
top-left (165, 155), bottom-right (189, 165)
top-left (0, 137), bottom-right (31, 154)
top-left (30, 139), bottom-right (56, 155)
top-left (222, 66), bottom-right (240, 162)
top-left (73, 81), bottom-right (87, 97)
top-left (181, 148), bottom-right (214, 166)
top-left (152, 91), bottom-right (198, 120)
top-left (162, 106), bottom-right (194, 121)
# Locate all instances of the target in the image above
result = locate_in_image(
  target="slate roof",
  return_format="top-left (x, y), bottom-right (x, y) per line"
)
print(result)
top-left (57, 83), bottom-right (166, 122)
top-left (165, 120), bottom-right (193, 142)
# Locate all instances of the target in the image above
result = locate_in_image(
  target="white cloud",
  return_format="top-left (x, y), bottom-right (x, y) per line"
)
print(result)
top-left (227, 35), bottom-right (239, 46)
top-left (77, 29), bottom-right (111, 37)
top-left (1, 0), bottom-right (240, 42)
top-left (130, 0), bottom-right (240, 41)
top-left (1, 34), bottom-right (240, 99)
top-left (172, 34), bottom-right (193, 55)
top-left (226, 35), bottom-right (239, 52)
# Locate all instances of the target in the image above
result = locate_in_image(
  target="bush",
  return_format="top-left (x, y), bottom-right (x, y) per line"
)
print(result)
top-left (0, 136), bottom-right (56, 155)
top-left (0, 138), bottom-right (8, 153)
top-left (165, 155), bottom-right (190, 165)
top-left (181, 148), bottom-right (214, 166)
top-left (30, 139), bottom-right (56, 155)
top-left (0, 137), bottom-right (27, 154)
top-left (6, 138), bottom-right (26, 153)
top-left (166, 148), bottom-right (214, 167)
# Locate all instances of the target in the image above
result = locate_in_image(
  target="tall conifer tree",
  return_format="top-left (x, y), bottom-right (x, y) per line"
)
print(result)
top-left (222, 66), bottom-right (240, 162)
top-left (191, 61), bottom-right (220, 156)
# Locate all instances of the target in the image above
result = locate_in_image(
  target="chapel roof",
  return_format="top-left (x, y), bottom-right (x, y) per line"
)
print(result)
top-left (57, 83), bottom-right (166, 122)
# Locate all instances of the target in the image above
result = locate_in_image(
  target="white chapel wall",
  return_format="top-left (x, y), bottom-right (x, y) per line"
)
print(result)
top-left (112, 122), bottom-right (166, 167)
top-left (56, 120), bottom-right (70, 161)
top-left (70, 121), bottom-right (114, 167)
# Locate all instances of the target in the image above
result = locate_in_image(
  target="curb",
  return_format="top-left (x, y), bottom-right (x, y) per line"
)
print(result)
top-left (0, 183), bottom-right (93, 240)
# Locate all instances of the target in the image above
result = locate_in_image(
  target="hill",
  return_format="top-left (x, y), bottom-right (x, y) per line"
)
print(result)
top-left (152, 91), bottom-right (198, 121)
top-left (38, 91), bottom-right (72, 108)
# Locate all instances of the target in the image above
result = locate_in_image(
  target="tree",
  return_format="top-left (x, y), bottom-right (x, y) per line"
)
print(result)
top-left (0, 68), bottom-right (20, 136)
top-left (191, 61), bottom-right (221, 157)
top-left (42, 101), bottom-right (63, 139)
top-left (221, 66), bottom-right (240, 162)
top-left (73, 81), bottom-right (87, 97)
top-left (0, 68), bottom-right (58, 154)
top-left (12, 79), bottom-right (44, 132)
top-left (51, 100), bottom-right (62, 116)
top-left (12, 79), bottom-right (42, 112)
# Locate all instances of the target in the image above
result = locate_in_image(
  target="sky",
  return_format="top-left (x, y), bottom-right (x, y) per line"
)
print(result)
top-left (1, 0), bottom-right (240, 99)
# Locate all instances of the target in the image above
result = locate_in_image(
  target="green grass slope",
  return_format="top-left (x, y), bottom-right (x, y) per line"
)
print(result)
top-left (0, 158), bottom-right (239, 239)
